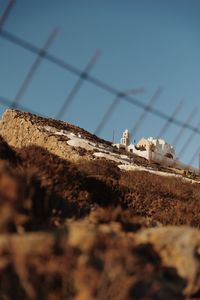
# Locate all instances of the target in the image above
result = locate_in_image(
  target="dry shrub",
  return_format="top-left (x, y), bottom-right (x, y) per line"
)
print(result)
top-left (89, 206), bottom-right (160, 232)
top-left (17, 146), bottom-right (125, 214)
top-left (76, 159), bottom-right (121, 180)
top-left (17, 145), bottom-right (85, 200)
top-left (0, 161), bottom-right (73, 232)
top-left (121, 170), bottom-right (200, 227)
top-left (16, 145), bottom-right (200, 227)
top-left (0, 135), bottom-right (19, 165)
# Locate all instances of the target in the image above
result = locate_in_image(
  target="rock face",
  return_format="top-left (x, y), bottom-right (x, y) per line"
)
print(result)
top-left (0, 109), bottom-right (200, 299)
top-left (0, 109), bottom-right (109, 162)
top-left (135, 226), bottom-right (200, 296)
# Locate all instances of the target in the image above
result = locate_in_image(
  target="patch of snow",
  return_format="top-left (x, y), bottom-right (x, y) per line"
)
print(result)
top-left (42, 125), bottom-right (69, 137)
top-left (120, 154), bottom-right (129, 159)
top-left (70, 132), bottom-right (76, 137)
top-left (67, 138), bottom-right (96, 151)
top-left (40, 126), bottom-right (115, 155)
top-left (118, 164), bottom-right (200, 184)
top-left (93, 152), bottom-right (130, 164)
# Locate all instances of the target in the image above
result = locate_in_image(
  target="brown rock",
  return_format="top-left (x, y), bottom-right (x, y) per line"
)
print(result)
top-left (135, 226), bottom-right (200, 295)
top-left (0, 109), bottom-right (109, 163)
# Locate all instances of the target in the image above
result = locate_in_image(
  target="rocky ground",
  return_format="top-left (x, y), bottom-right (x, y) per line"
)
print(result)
top-left (0, 109), bottom-right (200, 300)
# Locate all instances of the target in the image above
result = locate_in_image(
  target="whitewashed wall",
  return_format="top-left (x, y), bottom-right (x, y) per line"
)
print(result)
top-left (131, 146), bottom-right (198, 174)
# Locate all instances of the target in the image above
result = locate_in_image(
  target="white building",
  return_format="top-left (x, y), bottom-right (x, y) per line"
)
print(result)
top-left (113, 129), bottom-right (176, 162)
top-left (113, 129), bottom-right (199, 175)
top-left (120, 129), bottom-right (131, 147)
top-left (136, 137), bottom-right (176, 159)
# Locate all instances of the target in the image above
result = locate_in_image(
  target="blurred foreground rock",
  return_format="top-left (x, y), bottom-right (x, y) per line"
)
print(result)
top-left (1, 222), bottom-right (198, 300)
top-left (134, 226), bottom-right (200, 296)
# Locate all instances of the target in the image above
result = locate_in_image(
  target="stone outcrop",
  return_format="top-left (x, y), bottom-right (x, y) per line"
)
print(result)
top-left (0, 109), bottom-right (107, 162)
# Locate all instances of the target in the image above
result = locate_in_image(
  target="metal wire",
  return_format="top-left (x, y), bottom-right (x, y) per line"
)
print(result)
top-left (188, 146), bottom-right (200, 166)
top-left (130, 87), bottom-right (163, 137)
top-left (12, 27), bottom-right (60, 108)
top-left (0, 0), bottom-right (200, 172)
top-left (1, 28), bottom-right (200, 136)
top-left (178, 120), bottom-right (200, 159)
top-left (172, 108), bottom-right (197, 147)
top-left (94, 88), bottom-right (145, 136)
top-left (0, 96), bottom-right (47, 116)
top-left (0, 0), bottom-right (14, 28)
top-left (56, 49), bottom-right (101, 120)
top-left (157, 99), bottom-right (184, 138)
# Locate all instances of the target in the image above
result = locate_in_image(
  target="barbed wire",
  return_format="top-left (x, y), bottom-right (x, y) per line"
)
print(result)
top-left (130, 87), bottom-right (163, 137)
top-left (0, 0), bottom-right (200, 168)
top-left (178, 120), bottom-right (200, 159)
top-left (56, 49), bottom-right (101, 119)
top-left (94, 88), bottom-right (145, 136)
top-left (157, 99), bottom-right (184, 139)
top-left (1, 27), bottom-right (200, 136)
top-left (0, 96), bottom-right (46, 116)
top-left (12, 27), bottom-right (60, 108)
top-left (0, 0), bottom-right (14, 28)
top-left (171, 108), bottom-right (197, 147)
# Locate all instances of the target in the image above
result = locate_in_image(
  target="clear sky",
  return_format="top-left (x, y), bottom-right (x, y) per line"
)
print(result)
top-left (1, 0), bottom-right (200, 166)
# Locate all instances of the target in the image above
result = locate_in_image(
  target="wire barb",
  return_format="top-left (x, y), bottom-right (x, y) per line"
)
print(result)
top-left (94, 88), bottom-right (145, 136)
top-left (1, 28), bottom-right (200, 135)
top-left (0, 26), bottom-right (200, 142)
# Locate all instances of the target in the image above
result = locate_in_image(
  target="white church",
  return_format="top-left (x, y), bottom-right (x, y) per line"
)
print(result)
top-left (114, 129), bottom-right (176, 163)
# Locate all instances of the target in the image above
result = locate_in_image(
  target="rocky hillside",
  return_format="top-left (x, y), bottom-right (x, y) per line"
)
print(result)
top-left (0, 109), bottom-right (200, 300)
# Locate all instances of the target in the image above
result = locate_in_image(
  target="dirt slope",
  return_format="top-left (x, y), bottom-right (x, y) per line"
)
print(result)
top-left (0, 109), bottom-right (200, 299)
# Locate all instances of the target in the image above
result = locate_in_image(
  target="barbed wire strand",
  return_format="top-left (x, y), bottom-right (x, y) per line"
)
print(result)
top-left (171, 108), bottom-right (198, 147)
top-left (12, 27), bottom-right (60, 108)
top-left (0, 96), bottom-right (47, 116)
top-left (188, 146), bottom-right (200, 166)
top-left (0, 0), bottom-right (14, 28)
top-left (1, 28), bottom-right (200, 136)
top-left (130, 87), bottom-right (163, 138)
top-left (56, 49), bottom-right (101, 120)
top-left (157, 99), bottom-right (184, 138)
top-left (94, 88), bottom-right (145, 136)
top-left (178, 120), bottom-right (200, 159)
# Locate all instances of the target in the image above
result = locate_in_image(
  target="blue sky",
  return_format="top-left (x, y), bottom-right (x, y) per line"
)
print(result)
top-left (1, 0), bottom-right (200, 166)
